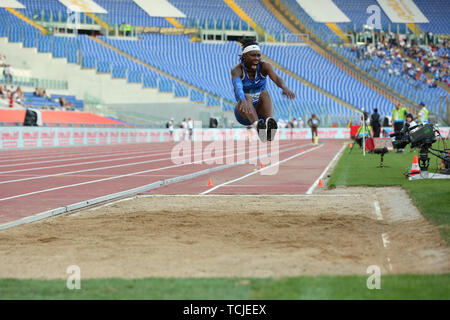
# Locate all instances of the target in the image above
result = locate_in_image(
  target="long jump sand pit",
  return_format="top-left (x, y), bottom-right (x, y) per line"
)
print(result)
top-left (0, 187), bottom-right (448, 279)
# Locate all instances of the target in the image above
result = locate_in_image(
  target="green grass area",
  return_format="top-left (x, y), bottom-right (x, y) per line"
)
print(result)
top-left (1, 274), bottom-right (449, 300)
top-left (328, 141), bottom-right (450, 243)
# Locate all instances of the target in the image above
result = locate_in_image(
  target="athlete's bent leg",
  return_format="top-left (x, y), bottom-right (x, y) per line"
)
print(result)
top-left (256, 91), bottom-right (277, 141)
top-left (235, 95), bottom-right (258, 124)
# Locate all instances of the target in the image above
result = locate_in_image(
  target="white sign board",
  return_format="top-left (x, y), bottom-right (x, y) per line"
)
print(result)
top-left (133, 0), bottom-right (186, 18)
top-left (58, 0), bottom-right (107, 14)
top-left (296, 0), bottom-right (350, 23)
top-left (376, 0), bottom-right (429, 23)
top-left (0, 0), bottom-right (25, 9)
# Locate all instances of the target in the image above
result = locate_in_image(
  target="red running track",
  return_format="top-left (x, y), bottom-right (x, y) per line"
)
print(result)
top-left (0, 140), bottom-right (345, 225)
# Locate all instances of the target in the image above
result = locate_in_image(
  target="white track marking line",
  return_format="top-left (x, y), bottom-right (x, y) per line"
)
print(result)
top-left (0, 142), bottom-right (304, 202)
top-left (0, 148), bottom-right (171, 168)
top-left (0, 141), bottom-right (299, 184)
top-left (0, 143), bottom-right (307, 229)
top-left (305, 143), bottom-right (347, 195)
top-left (200, 144), bottom-right (323, 195)
top-left (374, 201), bottom-right (383, 220)
top-left (376, 202), bottom-right (393, 272)
top-left (0, 150), bottom-right (178, 184)
top-left (0, 140), bottom-right (301, 184)
top-left (381, 233), bottom-right (390, 248)
top-left (139, 194), bottom-right (359, 198)
top-left (0, 145), bottom-right (173, 163)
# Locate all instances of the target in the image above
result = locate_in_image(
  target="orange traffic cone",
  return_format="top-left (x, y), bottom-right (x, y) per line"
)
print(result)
top-left (318, 179), bottom-right (323, 187)
top-left (260, 163), bottom-right (264, 169)
top-left (300, 148), bottom-right (304, 152)
top-left (207, 178), bottom-right (213, 187)
top-left (410, 156), bottom-right (420, 175)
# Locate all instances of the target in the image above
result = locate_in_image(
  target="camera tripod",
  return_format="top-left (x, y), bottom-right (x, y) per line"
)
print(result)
top-left (409, 144), bottom-right (450, 179)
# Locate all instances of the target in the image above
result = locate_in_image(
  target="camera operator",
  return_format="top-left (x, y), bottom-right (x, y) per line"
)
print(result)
top-left (403, 113), bottom-right (419, 134)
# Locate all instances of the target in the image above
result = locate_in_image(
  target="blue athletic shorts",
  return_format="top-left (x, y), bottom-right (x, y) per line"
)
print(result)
top-left (234, 100), bottom-right (265, 126)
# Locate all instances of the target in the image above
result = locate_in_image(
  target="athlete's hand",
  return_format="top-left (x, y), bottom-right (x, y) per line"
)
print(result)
top-left (237, 100), bottom-right (254, 116)
top-left (282, 88), bottom-right (295, 100)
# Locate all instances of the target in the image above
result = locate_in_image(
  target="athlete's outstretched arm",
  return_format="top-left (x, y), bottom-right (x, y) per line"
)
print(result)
top-left (231, 67), bottom-right (256, 119)
top-left (263, 63), bottom-right (295, 100)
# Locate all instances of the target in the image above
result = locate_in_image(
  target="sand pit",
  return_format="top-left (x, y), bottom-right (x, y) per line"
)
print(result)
top-left (0, 187), bottom-right (448, 279)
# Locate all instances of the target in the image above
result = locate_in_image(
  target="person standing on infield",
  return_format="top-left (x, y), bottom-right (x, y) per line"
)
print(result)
top-left (307, 113), bottom-right (320, 144)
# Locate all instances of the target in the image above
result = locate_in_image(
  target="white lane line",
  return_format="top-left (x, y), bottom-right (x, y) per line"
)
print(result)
top-left (0, 149), bottom-right (175, 174)
top-left (376, 203), bottom-right (393, 272)
top-left (0, 142), bottom-right (305, 202)
top-left (374, 201), bottom-right (383, 220)
top-left (200, 144), bottom-right (323, 195)
top-left (0, 143), bottom-right (307, 229)
top-left (0, 150), bottom-right (178, 184)
top-left (0, 148), bottom-right (170, 168)
top-left (139, 194), bottom-right (360, 198)
top-left (0, 145), bottom-right (172, 163)
top-left (0, 140), bottom-right (301, 184)
top-left (305, 143), bottom-right (347, 195)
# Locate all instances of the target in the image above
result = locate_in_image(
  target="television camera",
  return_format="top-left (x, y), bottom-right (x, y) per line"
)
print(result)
top-left (390, 123), bottom-right (450, 175)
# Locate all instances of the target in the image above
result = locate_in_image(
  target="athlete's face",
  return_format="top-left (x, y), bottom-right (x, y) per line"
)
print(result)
top-left (244, 50), bottom-right (261, 71)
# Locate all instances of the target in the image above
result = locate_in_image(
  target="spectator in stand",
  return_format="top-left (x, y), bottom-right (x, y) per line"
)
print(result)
top-left (4, 65), bottom-right (13, 84)
top-left (0, 84), bottom-right (6, 98)
top-left (14, 86), bottom-right (24, 104)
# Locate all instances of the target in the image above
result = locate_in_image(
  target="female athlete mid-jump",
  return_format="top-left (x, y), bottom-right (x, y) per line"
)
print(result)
top-left (231, 39), bottom-right (295, 142)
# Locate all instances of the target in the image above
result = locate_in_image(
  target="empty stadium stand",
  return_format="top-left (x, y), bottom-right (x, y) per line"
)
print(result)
top-left (1, 0), bottom-right (448, 126)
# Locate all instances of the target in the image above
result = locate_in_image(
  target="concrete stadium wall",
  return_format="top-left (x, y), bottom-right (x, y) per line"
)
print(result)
top-left (101, 103), bottom-right (232, 126)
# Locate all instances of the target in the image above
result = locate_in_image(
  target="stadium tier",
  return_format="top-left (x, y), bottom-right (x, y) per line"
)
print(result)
top-left (93, 0), bottom-right (172, 27)
top-left (414, 0), bottom-right (450, 35)
top-left (261, 45), bottom-right (393, 115)
top-left (102, 33), bottom-right (359, 123)
top-left (333, 0), bottom-right (402, 33)
top-left (233, 0), bottom-right (296, 41)
top-left (168, 0), bottom-right (248, 30)
top-left (19, 92), bottom-right (84, 109)
top-left (278, 0), bottom-right (344, 43)
top-left (335, 45), bottom-right (448, 116)
top-left (15, 0), bottom-right (94, 25)
top-left (333, 0), bottom-right (450, 34)
top-left (1, 0), bottom-right (448, 126)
